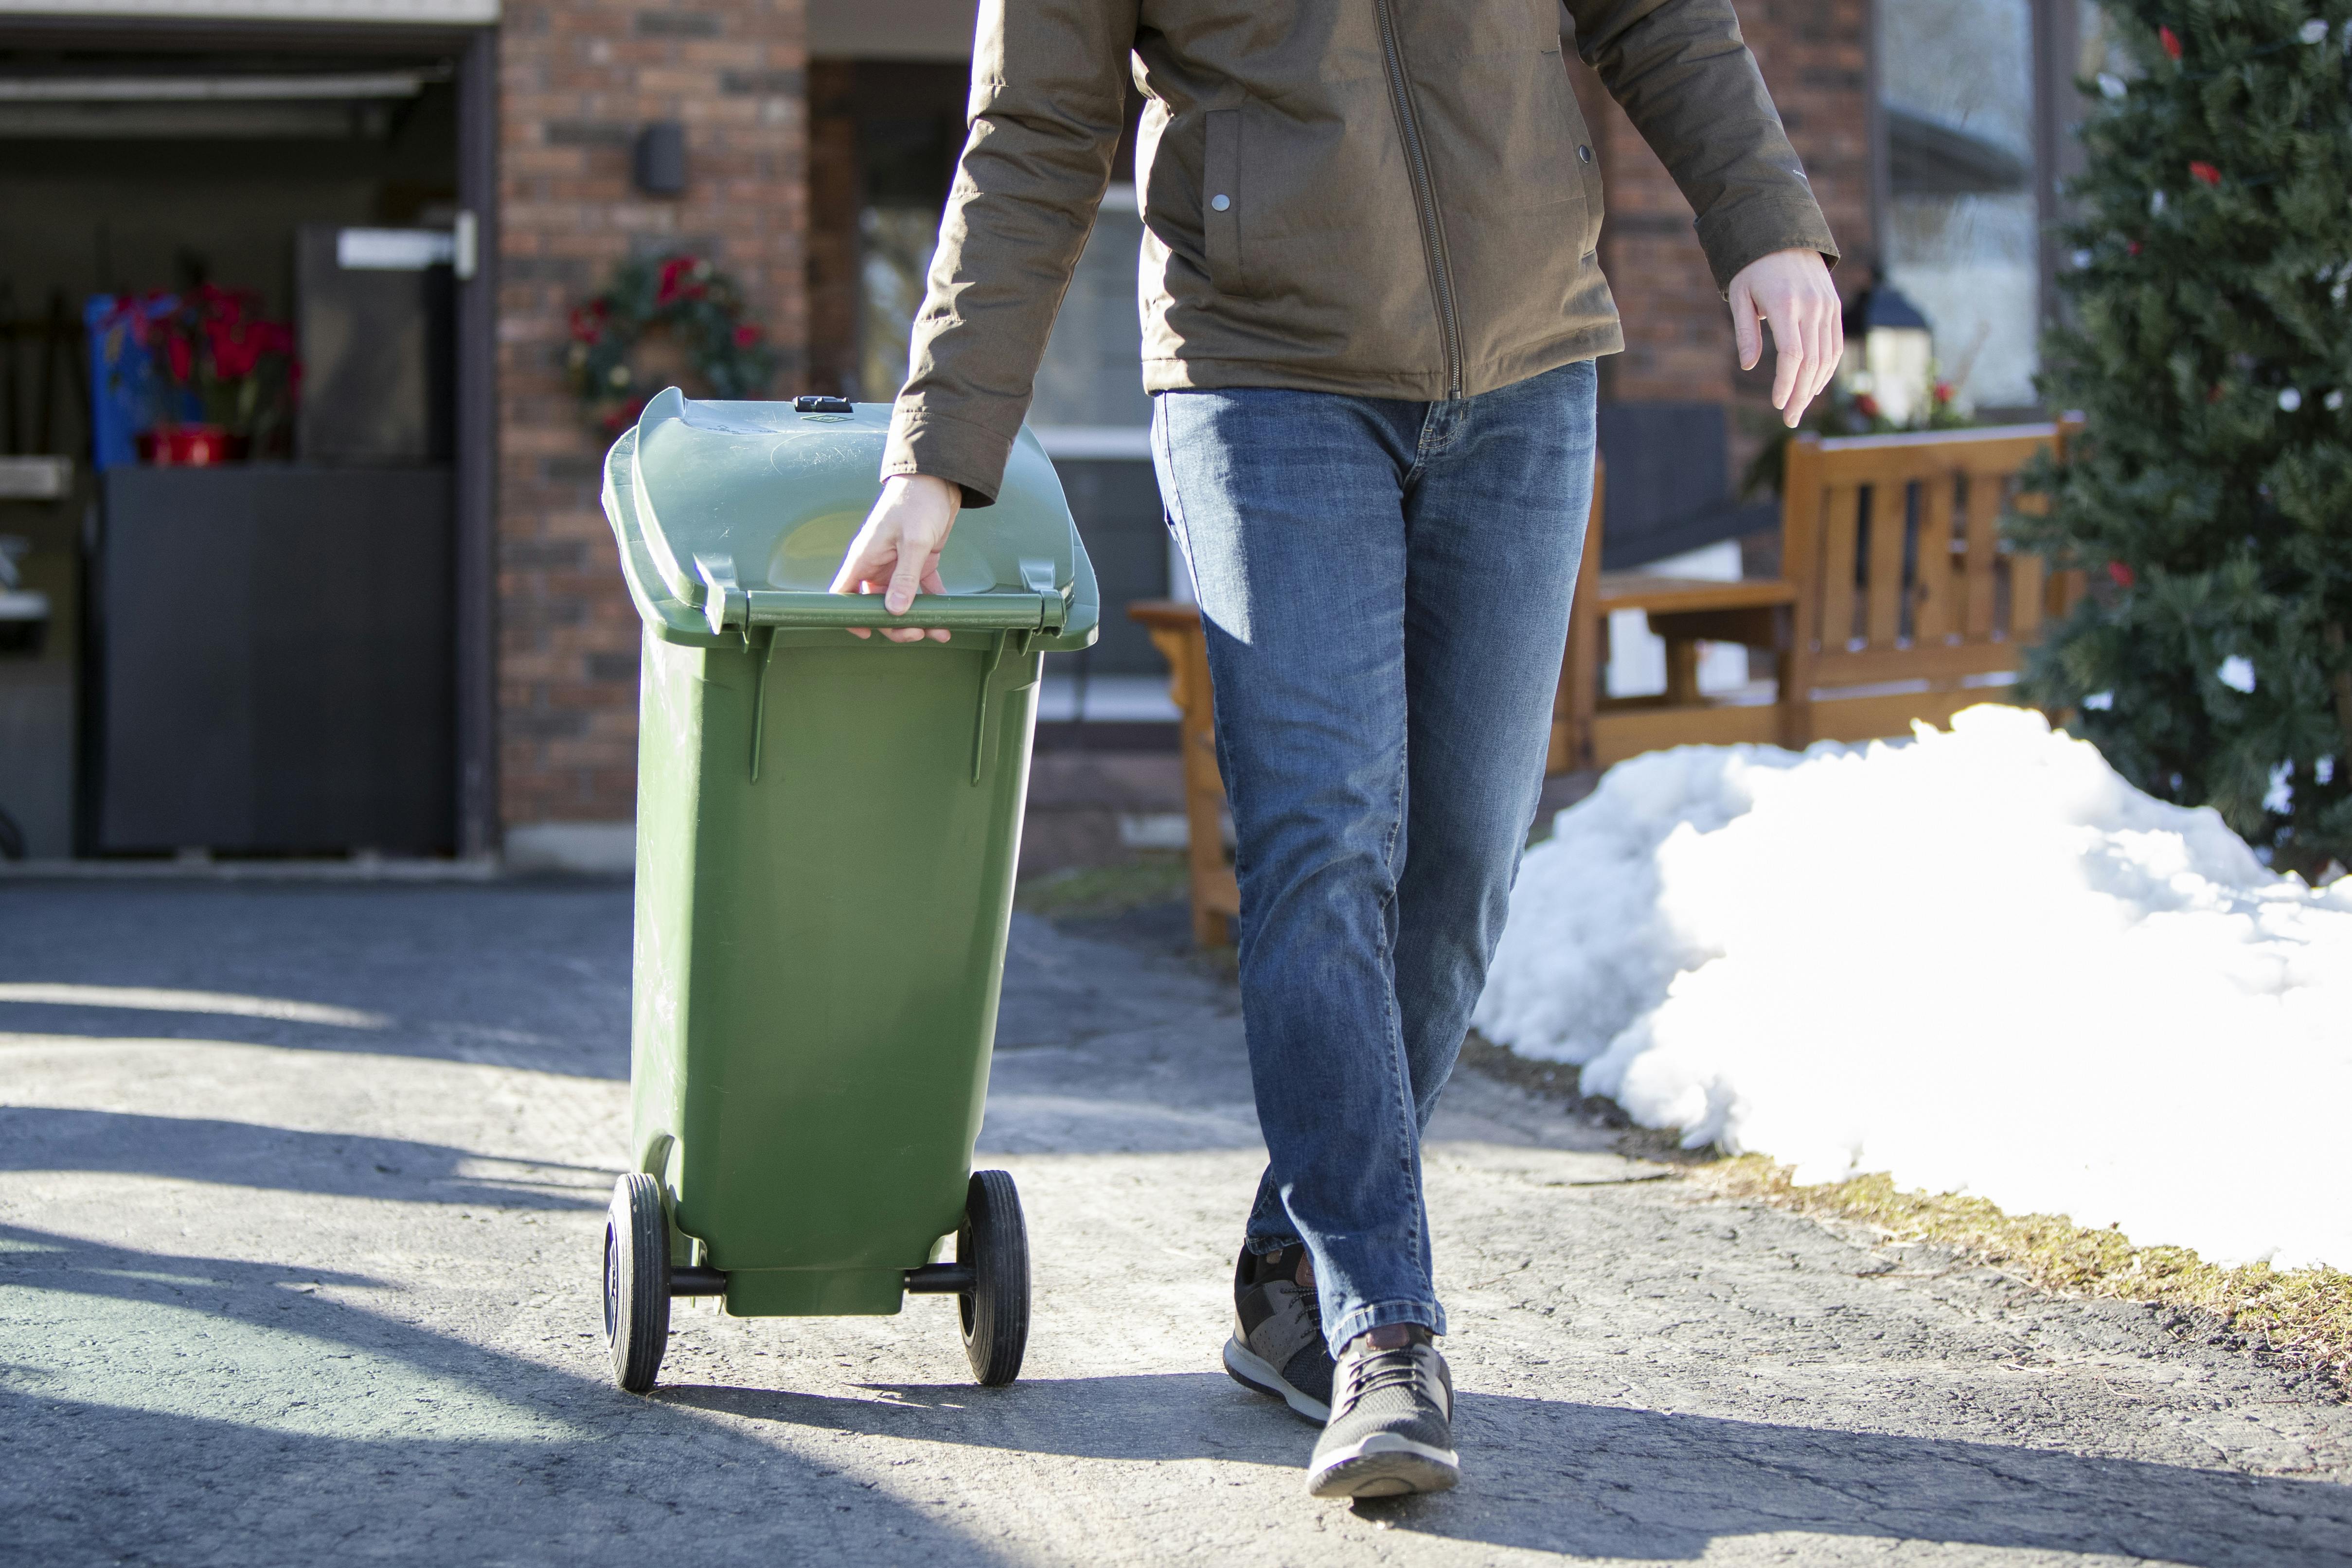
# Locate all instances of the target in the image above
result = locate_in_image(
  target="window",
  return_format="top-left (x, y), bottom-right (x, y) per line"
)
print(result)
top-left (1028, 185), bottom-right (1151, 441)
top-left (857, 182), bottom-right (1152, 444)
top-left (1879, 0), bottom-right (2043, 410)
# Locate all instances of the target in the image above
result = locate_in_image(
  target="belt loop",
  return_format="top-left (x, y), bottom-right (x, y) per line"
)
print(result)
top-left (1420, 393), bottom-right (1465, 456)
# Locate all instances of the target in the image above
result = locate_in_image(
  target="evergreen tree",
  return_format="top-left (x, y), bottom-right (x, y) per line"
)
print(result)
top-left (2014, 0), bottom-right (2352, 873)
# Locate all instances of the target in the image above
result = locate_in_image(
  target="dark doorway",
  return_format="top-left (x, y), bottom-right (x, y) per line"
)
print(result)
top-left (0, 19), bottom-right (495, 860)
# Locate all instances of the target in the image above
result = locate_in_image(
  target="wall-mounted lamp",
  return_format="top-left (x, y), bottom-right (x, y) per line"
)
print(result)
top-left (1836, 273), bottom-right (1935, 424)
top-left (634, 121), bottom-right (686, 196)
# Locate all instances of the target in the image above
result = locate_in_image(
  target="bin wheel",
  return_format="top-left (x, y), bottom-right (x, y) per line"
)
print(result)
top-left (957, 1169), bottom-right (1030, 1387)
top-left (604, 1172), bottom-right (672, 1393)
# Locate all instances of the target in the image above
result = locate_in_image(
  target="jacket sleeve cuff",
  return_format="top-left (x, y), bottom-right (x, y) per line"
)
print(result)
top-left (1694, 196), bottom-right (1842, 297)
top-left (882, 405), bottom-right (1021, 510)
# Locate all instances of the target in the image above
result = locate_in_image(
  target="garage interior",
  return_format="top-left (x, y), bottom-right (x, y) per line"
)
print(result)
top-left (0, 22), bottom-right (492, 860)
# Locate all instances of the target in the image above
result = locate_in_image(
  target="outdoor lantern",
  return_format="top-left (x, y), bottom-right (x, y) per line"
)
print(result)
top-left (634, 121), bottom-right (686, 196)
top-left (1836, 274), bottom-right (1935, 424)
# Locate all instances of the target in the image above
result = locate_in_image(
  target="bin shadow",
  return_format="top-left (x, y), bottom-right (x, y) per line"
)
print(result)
top-left (660, 1372), bottom-right (1308, 1468)
top-left (659, 1376), bottom-right (2352, 1564)
top-left (1, 1222), bottom-right (1018, 1565)
top-left (0, 1106), bottom-right (609, 1210)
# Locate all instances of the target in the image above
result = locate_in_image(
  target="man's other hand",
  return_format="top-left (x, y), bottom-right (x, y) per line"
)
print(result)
top-left (830, 474), bottom-right (962, 642)
top-left (1728, 249), bottom-right (1843, 429)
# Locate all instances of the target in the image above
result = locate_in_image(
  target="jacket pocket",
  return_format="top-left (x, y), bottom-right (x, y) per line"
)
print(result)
top-left (1203, 107), bottom-right (1246, 296)
top-left (1542, 51), bottom-right (1605, 256)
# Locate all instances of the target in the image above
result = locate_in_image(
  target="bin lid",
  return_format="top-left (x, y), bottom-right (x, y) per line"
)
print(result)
top-left (602, 388), bottom-right (1098, 651)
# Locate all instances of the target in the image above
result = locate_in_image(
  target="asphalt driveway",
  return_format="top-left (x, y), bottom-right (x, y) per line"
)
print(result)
top-left (3, 880), bottom-right (2347, 1565)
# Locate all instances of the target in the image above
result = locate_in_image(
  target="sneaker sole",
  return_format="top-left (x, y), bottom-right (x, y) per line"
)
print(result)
top-left (1221, 1336), bottom-right (1332, 1425)
top-left (1305, 1433), bottom-right (1461, 1499)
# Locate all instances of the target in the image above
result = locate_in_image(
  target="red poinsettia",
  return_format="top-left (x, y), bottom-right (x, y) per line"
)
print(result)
top-left (2189, 160), bottom-right (2221, 186)
top-left (208, 317), bottom-right (294, 381)
top-left (109, 283), bottom-right (298, 438)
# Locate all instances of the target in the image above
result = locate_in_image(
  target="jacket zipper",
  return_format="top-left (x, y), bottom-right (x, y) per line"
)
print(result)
top-left (1371, 0), bottom-right (1463, 399)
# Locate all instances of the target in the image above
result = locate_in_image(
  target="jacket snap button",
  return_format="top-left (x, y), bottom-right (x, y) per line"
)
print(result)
top-left (1577, 145), bottom-right (1592, 163)
top-left (1211, 193), bottom-right (1231, 212)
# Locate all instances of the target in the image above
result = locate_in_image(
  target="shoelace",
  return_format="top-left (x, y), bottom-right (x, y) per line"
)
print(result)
top-left (1265, 1257), bottom-right (1319, 1319)
top-left (1338, 1344), bottom-right (1434, 1410)
top-left (1291, 1284), bottom-right (1326, 1355)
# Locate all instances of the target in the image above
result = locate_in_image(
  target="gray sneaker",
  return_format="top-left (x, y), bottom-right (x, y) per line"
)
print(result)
top-left (1304, 1328), bottom-right (1459, 1498)
top-left (1220, 1243), bottom-right (1335, 1424)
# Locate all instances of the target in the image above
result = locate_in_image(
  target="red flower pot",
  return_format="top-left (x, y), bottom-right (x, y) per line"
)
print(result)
top-left (137, 425), bottom-right (249, 467)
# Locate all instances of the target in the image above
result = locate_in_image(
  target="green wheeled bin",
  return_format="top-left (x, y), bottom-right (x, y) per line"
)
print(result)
top-left (596, 388), bottom-right (1099, 1393)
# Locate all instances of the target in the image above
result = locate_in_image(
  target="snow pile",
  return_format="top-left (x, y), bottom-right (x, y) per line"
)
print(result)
top-left (1474, 704), bottom-right (2352, 1272)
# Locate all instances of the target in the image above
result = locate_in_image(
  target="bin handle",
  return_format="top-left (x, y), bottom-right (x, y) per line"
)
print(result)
top-left (749, 629), bottom-right (776, 783)
top-left (740, 589), bottom-right (1062, 632)
top-left (970, 630), bottom-right (1028, 784)
top-left (745, 624), bottom-right (1041, 786)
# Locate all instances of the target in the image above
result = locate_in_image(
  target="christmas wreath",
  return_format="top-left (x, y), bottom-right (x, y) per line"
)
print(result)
top-left (568, 253), bottom-right (779, 436)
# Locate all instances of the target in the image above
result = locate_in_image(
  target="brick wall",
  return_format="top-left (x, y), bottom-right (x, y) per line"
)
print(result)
top-left (486, 0), bottom-right (1859, 842)
top-left (495, 0), bottom-right (808, 835)
top-left (1572, 0), bottom-right (1874, 415)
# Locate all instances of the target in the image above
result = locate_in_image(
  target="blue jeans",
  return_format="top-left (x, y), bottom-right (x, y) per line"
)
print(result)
top-left (1151, 358), bottom-right (1598, 1354)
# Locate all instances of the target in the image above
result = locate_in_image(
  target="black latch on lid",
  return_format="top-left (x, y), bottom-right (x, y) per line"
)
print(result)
top-left (794, 395), bottom-right (854, 413)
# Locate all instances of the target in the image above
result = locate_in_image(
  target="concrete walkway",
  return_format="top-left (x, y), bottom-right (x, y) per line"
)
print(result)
top-left (3, 881), bottom-right (2348, 1566)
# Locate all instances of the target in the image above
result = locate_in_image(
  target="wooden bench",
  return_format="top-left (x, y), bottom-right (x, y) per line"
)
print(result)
top-left (1128, 598), bottom-right (1241, 946)
top-left (1779, 423), bottom-right (2078, 744)
top-left (1551, 528), bottom-right (1802, 769)
top-left (1136, 425), bottom-right (2080, 944)
top-left (1554, 422), bottom-right (2079, 768)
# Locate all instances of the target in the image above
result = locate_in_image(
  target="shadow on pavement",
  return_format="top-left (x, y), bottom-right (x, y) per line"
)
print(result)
top-left (1384, 1390), bottom-right (2352, 1564)
top-left (0, 882), bottom-right (633, 1081)
top-left (662, 1375), bottom-right (2352, 1565)
top-left (0, 889), bottom-right (1237, 1105)
top-left (0, 1107), bottom-right (610, 1209)
top-left (0, 1223), bottom-right (1016, 1566)
top-left (660, 1373), bottom-right (1309, 1468)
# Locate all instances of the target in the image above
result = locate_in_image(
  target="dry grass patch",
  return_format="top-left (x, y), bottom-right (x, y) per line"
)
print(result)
top-left (1700, 1154), bottom-right (2352, 1392)
top-left (1014, 854), bottom-right (1192, 920)
top-left (1457, 1033), bottom-right (2351, 1393)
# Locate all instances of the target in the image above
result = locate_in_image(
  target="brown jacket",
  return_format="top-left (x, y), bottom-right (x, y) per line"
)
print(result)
top-left (885, 0), bottom-right (1838, 504)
